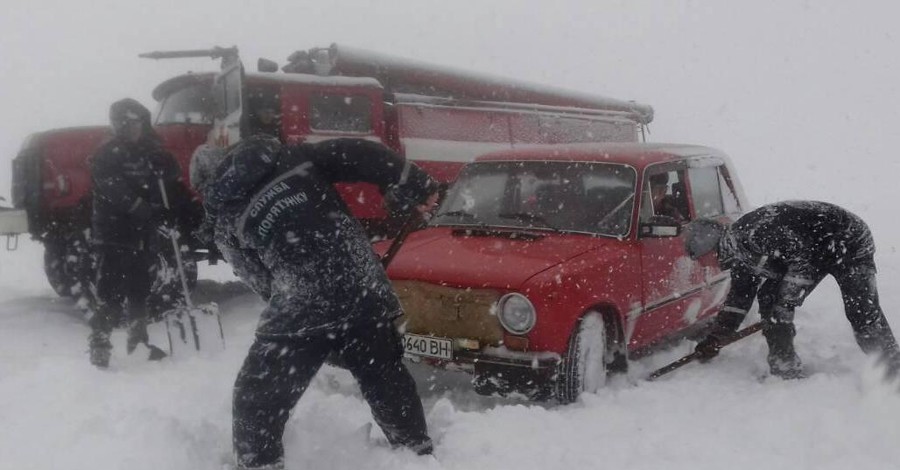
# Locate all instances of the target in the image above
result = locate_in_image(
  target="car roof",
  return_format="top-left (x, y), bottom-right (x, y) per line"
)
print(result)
top-left (473, 143), bottom-right (727, 170)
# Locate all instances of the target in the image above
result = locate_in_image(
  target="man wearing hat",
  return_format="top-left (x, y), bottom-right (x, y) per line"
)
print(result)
top-left (88, 98), bottom-right (196, 368)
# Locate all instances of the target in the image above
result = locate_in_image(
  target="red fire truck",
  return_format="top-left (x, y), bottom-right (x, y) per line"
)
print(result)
top-left (7, 44), bottom-right (653, 302)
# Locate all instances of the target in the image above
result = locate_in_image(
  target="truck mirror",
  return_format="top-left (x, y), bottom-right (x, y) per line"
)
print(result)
top-left (258, 58), bottom-right (279, 73)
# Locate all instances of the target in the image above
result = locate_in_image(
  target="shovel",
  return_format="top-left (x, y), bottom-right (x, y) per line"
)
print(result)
top-left (158, 179), bottom-right (225, 355)
top-left (647, 322), bottom-right (763, 381)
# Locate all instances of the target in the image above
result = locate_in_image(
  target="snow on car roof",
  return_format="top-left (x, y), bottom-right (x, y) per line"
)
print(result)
top-left (473, 143), bottom-right (726, 169)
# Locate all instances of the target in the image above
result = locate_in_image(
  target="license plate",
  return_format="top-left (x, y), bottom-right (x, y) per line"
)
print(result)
top-left (401, 333), bottom-right (453, 360)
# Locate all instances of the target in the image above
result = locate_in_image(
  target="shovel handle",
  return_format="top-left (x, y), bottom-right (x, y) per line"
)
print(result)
top-left (647, 322), bottom-right (763, 381)
top-left (380, 212), bottom-right (420, 269)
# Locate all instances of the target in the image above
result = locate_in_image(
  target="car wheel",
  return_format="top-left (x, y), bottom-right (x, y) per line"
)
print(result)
top-left (556, 312), bottom-right (611, 404)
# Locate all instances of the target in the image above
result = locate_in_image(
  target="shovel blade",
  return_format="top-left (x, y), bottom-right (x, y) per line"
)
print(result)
top-left (163, 303), bottom-right (225, 356)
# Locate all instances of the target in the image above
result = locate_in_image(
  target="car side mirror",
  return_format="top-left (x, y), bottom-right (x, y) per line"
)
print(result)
top-left (640, 215), bottom-right (682, 238)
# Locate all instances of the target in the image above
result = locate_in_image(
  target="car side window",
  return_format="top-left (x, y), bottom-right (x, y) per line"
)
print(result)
top-left (640, 169), bottom-right (690, 224)
top-left (717, 166), bottom-right (742, 215)
top-left (688, 166), bottom-right (725, 218)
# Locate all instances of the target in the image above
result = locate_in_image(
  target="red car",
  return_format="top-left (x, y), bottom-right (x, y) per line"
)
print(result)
top-left (384, 143), bottom-right (748, 402)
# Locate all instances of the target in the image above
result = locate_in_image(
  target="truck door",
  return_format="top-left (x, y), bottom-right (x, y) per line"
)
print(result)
top-left (210, 54), bottom-right (244, 148)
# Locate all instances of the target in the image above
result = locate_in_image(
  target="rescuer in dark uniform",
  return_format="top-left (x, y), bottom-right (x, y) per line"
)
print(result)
top-left (88, 98), bottom-right (198, 368)
top-left (689, 201), bottom-right (900, 379)
top-left (202, 135), bottom-right (437, 470)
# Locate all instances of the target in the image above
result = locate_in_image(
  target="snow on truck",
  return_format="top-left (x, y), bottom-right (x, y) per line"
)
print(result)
top-left (4, 44), bottom-right (654, 304)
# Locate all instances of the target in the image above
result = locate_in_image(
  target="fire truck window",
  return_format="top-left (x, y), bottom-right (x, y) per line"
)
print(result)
top-left (688, 166), bottom-right (725, 218)
top-left (246, 87), bottom-right (281, 138)
top-left (156, 84), bottom-right (214, 125)
top-left (310, 94), bottom-right (372, 133)
top-left (538, 116), bottom-right (636, 143)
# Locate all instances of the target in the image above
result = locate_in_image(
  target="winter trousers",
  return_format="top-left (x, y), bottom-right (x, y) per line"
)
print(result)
top-left (89, 245), bottom-right (155, 346)
top-left (232, 320), bottom-right (431, 469)
top-left (756, 257), bottom-right (900, 377)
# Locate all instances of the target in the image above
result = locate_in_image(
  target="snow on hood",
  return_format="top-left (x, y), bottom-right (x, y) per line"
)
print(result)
top-left (382, 227), bottom-right (610, 290)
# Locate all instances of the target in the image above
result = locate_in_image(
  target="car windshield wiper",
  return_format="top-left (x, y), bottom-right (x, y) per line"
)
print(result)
top-left (496, 212), bottom-right (560, 232)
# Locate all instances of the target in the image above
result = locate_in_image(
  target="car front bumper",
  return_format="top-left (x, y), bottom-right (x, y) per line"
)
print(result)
top-left (405, 348), bottom-right (561, 400)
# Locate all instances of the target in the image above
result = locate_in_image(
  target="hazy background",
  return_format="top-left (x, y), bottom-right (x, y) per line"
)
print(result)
top-left (2, 0), bottom-right (899, 243)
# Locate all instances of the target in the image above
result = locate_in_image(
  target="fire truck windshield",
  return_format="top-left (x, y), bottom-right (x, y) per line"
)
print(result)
top-left (155, 84), bottom-right (215, 125)
top-left (310, 93), bottom-right (372, 133)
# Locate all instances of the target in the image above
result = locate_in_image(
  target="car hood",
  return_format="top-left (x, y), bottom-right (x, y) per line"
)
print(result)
top-left (381, 226), bottom-right (611, 290)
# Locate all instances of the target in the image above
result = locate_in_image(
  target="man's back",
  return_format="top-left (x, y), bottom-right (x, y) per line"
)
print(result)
top-left (728, 200), bottom-right (874, 273)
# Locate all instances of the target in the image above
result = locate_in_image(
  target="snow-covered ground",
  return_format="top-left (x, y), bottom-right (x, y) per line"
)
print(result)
top-left (3, 3), bottom-right (900, 468)
top-left (2, 207), bottom-right (900, 470)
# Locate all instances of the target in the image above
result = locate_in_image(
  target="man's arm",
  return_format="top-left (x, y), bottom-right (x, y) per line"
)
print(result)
top-left (716, 264), bottom-right (762, 332)
top-left (219, 242), bottom-right (273, 301)
top-left (695, 264), bottom-right (761, 360)
top-left (304, 139), bottom-right (437, 209)
top-left (90, 148), bottom-right (153, 221)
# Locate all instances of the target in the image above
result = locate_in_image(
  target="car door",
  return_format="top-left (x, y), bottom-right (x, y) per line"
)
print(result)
top-left (631, 163), bottom-right (700, 349)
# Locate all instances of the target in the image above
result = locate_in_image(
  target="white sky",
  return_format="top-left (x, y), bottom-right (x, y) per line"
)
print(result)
top-left (2, 1), bottom-right (899, 224)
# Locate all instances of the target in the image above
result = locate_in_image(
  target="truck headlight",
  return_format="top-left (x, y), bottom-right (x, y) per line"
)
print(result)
top-left (497, 293), bottom-right (536, 335)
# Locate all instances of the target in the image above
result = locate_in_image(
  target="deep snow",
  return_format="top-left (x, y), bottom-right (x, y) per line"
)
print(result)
top-left (2, 209), bottom-right (900, 470)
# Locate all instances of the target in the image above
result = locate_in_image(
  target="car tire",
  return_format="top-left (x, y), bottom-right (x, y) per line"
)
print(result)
top-left (556, 311), bottom-right (612, 404)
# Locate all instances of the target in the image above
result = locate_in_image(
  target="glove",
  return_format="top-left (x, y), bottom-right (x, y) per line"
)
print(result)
top-left (694, 334), bottom-right (725, 362)
top-left (193, 217), bottom-right (216, 246)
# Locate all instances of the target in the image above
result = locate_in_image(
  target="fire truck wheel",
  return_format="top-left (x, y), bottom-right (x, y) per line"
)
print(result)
top-left (42, 234), bottom-right (95, 300)
top-left (556, 312), bottom-right (613, 404)
top-left (43, 242), bottom-right (74, 297)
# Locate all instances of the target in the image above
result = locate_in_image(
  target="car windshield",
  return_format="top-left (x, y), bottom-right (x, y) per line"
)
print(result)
top-left (432, 160), bottom-right (637, 237)
top-left (155, 84), bottom-right (215, 125)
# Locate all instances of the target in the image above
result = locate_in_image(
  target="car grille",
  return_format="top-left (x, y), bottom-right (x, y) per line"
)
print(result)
top-left (392, 280), bottom-right (504, 346)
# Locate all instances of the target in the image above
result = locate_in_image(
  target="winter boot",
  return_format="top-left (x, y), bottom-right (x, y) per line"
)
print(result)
top-left (89, 332), bottom-right (112, 369)
top-left (126, 317), bottom-right (150, 354)
top-left (764, 322), bottom-right (804, 380)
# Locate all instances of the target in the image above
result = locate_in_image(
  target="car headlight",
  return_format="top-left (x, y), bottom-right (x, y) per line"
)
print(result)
top-left (497, 293), bottom-right (536, 335)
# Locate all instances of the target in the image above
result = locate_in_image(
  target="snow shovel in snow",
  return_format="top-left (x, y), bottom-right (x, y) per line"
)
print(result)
top-left (647, 322), bottom-right (763, 381)
top-left (157, 179), bottom-right (225, 356)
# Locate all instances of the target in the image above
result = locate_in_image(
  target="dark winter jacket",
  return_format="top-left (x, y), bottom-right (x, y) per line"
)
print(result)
top-left (205, 136), bottom-right (435, 336)
top-left (90, 136), bottom-right (197, 250)
top-left (716, 201), bottom-right (875, 327)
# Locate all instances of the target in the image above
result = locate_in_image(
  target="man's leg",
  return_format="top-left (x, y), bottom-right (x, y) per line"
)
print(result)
top-left (759, 278), bottom-right (804, 379)
top-left (89, 246), bottom-right (128, 368)
top-left (125, 251), bottom-right (155, 354)
top-left (834, 260), bottom-right (900, 379)
top-left (233, 334), bottom-right (330, 469)
top-left (338, 320), bottom-right (432, 454)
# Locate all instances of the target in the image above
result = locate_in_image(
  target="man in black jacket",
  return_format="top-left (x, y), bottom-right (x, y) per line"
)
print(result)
top-left (88, 98), bottom-right (196, 368)
top-left (203, 136), bottom-right (436, 470)
top-left (690, 201), bottom-right (900, 379)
